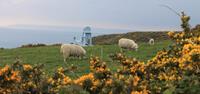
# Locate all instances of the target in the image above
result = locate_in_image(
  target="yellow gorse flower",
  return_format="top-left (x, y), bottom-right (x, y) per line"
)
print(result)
top-left (168, 31), bottom-right (175, 37)
top-left (10, 70), bottom-right (21, 82)
top-left (74, 73), bottom-right (94, 86)
top-left (133, 76), bottom-right (140, 86)
top-left (0, 65), bottom-right (9, 75)
top-left (62, 76), bottom-right (72, 85)
top-left (23, 64), bottom-right (33, 71)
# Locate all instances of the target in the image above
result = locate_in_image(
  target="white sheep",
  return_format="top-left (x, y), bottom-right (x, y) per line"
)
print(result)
top-left (149, 38), bottom-right (154, 45)
top-left (60, 44), bottom-right (86, 62)
top-left (118, 38), bottom-right (138, 52)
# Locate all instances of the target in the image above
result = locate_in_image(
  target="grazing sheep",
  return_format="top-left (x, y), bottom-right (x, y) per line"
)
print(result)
top-left (60, 44), bottom-right (86, 62)
top-left (149, 38), bottom-right (155, 45)
top-left (118, 38), bottom-right (138, 52)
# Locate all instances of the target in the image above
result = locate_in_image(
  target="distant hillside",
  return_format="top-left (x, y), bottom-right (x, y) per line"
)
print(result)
top-left (93, 31), bottom-right (171, 45)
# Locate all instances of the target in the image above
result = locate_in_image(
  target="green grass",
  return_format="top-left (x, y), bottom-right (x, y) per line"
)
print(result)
top-left (0, 40), bottom-right (172, 78)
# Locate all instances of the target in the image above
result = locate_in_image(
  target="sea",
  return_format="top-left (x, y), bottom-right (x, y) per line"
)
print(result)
top-left (0, 27), bottom-right (129, 48)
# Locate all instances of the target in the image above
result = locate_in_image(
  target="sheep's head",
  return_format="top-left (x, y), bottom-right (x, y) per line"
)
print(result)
top-left (131, 44), bottom-right (138, 51)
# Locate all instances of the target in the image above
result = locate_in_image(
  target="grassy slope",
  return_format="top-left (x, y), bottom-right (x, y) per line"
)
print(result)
top-left (0, 40), bottom-right (172, 78)
top-left (93, 32), bottom-right (170, 45)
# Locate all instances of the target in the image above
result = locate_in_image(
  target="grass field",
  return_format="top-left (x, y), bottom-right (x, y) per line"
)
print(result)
top-left (0, 40), bottom-right (172, 78)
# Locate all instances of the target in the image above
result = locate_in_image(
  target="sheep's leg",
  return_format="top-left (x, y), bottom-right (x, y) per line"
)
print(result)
top-left (63, 56), bottom-right (67, 62)
top-left (74, 56), bottom-right (77, 59)
top-left (63, 53), bottom-right (69, 62)
top-left (77, 55), bottom-right (84, 60)
top-left (79, 56), bottom-right (82, 60)
top-left (70, 56), bottom-right (74, 60)
top-left (135, 48), bottom-right (138, 51)
top-left (63, 54), bottom-right (66, 62)
top-left (82, 56), bottom-right (87, 60)
top-left (64, 58), bottom-right (66, 62)
top-left (122, 49), bottom-right (126, 53)
top-left (120, 48), bottom-right (123, 53)
top-left (63, 55), bottom-right (67, 62)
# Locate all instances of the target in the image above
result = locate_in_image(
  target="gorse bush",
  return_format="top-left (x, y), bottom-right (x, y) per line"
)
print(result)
top-left (0, 12), bottom-right (199, 94)
top-left (20, 43), bottom-right (46, 48)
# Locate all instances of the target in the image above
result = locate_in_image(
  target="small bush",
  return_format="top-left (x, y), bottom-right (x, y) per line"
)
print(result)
top-left (20, 43), bottom-right (46, 48)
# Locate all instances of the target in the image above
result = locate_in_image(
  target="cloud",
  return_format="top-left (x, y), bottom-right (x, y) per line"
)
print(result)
top-left (0, 0), bottom-right (199, 31)
top-left (0, 0), bottom-right (27, 7)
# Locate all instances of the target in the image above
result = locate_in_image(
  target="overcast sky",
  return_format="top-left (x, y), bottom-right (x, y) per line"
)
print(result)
top-left (0, 0), bottom-right (199, 30)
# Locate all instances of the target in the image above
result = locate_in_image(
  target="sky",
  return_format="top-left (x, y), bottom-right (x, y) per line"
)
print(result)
top-left (0, 0), bottom-right (199, 31)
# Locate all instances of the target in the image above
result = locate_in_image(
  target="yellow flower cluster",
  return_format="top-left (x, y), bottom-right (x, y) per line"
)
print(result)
top-left (133, 75), bottom-right (140, 86)
top-left (21, 81), bottom-right (36, 90)
top-left (47, 67), bottom-right (72, 93)
top-left (131, 89), bottom-right (149, 94)
top-left (167, 31), bottom-right (175, 37)
top-left (0, 65), bottom-right (21, 82)
top-left (0, 65), bottom-right (9, 75)
top-left (74, 73), bottom-right (94, 86)
top-left (23, 64), bottom-right (33, 71)
top-left (130, 62), bottom-right (146, 74)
